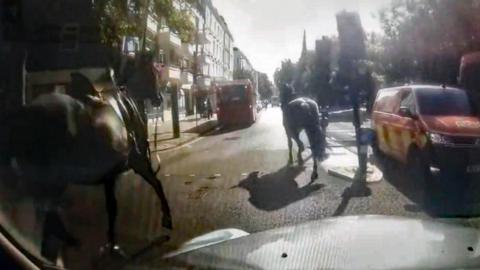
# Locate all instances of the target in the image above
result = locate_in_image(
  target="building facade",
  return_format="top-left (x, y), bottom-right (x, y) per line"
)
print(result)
top-left (233, 47), bottom-right (258, 92)
top-left (142, 0), bottom-right (235, 117)
top-left (201, 0), bottom-right (234, 83)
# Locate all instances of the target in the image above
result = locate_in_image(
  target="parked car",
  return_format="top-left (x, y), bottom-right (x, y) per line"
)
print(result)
top-left (371, 85), bottom-right (480, 180)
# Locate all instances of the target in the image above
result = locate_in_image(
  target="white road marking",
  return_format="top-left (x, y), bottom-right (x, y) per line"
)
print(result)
top-left (189, 174), bottom-right (195, 177)
top-left (158, 125), bottom-right (218, 153)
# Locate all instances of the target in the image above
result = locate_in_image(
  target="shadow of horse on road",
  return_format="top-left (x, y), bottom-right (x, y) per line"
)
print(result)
top-left (235, 166), bottom-right (324, 211)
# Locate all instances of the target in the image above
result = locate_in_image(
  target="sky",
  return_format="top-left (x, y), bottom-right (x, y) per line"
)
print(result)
top-left (211, 0), bottom-right (389, 80)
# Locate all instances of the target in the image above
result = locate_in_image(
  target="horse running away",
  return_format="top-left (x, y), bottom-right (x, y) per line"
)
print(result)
top-left (282, 88), bottom-right (326, 181)
top-left (3, 71), bottom-right (171, 261)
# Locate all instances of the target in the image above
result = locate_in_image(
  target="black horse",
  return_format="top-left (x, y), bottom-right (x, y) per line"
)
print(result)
top-left (3, 71), bottom-right (171, 262)
top-left (281, 86), bottom-right (326, 181)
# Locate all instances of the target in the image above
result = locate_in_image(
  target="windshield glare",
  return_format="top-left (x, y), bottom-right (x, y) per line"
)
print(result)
top-left (417, 89), bottom-right (474, 116)
top-left (3, 0), bottom-right (480, 269)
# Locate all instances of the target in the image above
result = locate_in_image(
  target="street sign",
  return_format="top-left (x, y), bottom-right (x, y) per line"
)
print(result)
top-left (122, 36), bottom-right (140, 55)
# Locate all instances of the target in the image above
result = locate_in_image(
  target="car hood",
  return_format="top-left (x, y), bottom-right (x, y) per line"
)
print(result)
top-left (421, 115), bottom-right (480, 137)
top-left (152, 216), bottom-right (480, 269)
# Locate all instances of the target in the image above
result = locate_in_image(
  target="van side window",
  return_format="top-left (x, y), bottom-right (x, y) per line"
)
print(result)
top-left (399, 91), bottom-right (416, 114)
top-left (375, 89), bottom-right (399, 113)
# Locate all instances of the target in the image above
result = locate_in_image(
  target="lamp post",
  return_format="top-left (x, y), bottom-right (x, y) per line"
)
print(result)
top-left (349, 60), bottom-right (369, 190)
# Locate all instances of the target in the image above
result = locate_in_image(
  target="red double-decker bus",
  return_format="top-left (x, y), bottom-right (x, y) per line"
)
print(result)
top-left (215, 80), bottom-right (257, 126)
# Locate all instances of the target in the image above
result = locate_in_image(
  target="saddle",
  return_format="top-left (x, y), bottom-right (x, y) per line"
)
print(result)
top-left (70, 72), bottom-right (151, 162)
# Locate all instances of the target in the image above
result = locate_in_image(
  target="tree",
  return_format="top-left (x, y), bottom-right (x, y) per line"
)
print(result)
top-left (378, 0), bottom-right (480, 84)
top-left (274, 59), bottom-right (296, 105)
top-left (257, 72), bottom-right (273, 100)
top-left (274, 59), bottom-right (296, 94)
top-left (335, 11), bottom-right (374, 106)
top-left (93, 0), bottom-right (195, 47)
top-left (309, 36), bottom-right (334, 106)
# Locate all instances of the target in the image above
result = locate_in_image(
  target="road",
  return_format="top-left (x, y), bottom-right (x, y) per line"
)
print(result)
top-left (154, 107), bottom-right (426, 247)
top-left (2, 107), bottom-right (480, 269)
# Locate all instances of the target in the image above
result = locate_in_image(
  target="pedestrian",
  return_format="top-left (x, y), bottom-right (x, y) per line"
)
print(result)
top-left (206, 98), bottom-right (213, 119)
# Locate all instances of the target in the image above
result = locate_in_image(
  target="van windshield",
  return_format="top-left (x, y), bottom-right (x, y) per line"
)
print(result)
top-left (416, 88), bottom-right (475, 116)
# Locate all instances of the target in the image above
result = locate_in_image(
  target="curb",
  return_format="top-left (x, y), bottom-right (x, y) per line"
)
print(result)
top-left (325, 135), bottom-right (382, 183)
top-left (327, 165), bottom-right (383, 183)
top-left (327, 169), bottom-right (354, 182)
top-left (152, 120), bottom-right (218, 152)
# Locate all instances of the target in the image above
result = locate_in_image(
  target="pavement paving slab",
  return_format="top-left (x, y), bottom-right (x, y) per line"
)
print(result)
top-left (148, 115), bottom-right (218, 152)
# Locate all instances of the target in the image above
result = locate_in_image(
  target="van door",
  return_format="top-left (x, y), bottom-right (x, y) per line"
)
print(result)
top-left (393, 89), bottom-right (419, 162)
top-left (372, 88), bottom-right (400, 157)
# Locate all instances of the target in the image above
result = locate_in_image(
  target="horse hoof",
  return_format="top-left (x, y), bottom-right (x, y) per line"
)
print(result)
top-left (311, 171), bottom-right (318, 181)
top-left (99, 243), bottom-right (127, 259)
top-left (162, 216), bottom-right (173, 230)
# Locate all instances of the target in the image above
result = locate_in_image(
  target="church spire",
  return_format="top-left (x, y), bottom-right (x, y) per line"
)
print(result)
top-left (301, 30), bottom-right (307, 58)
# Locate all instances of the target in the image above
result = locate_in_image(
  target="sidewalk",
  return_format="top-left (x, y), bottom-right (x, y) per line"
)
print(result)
top-left (148, 111), bottom-right (218, 151)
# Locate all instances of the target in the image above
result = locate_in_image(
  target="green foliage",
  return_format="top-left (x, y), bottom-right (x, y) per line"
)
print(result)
top-left (93, 0), bottom-right (195, 47)
top-left (308, 37), bottom-right (334, 105)
top-left (153, 0), bottom-right (195, 43)
top-left (378, 0), bottom-right (480, 84)
top-left (257, 72), bottom-right (273, 100)
top-left (274, 59), bottom-right (296, 94)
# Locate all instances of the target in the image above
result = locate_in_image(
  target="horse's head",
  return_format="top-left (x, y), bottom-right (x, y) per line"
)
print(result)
top-left (280, 83), bottom-right (296, 108)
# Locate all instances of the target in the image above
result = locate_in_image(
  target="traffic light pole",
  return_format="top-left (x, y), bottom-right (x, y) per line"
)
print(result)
top-left (193, 15), bottom-right (200, 128)
top-left (171, 84), bottom-right (180, 138)
top-left (349, 87), bottom-right (367, 184)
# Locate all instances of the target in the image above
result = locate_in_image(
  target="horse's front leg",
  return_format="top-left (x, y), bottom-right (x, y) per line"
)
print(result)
top-left (132, 161), bottom-right (173, 230)
top-left (307, 129), bottom-right (319, 181)
top-left (102, 178), bottom-right (126, 258)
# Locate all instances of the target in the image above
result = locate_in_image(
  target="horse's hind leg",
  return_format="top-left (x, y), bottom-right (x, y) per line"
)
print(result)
top-left (41, 207), bottom-right (79, 262)
top-left (134, 166), bottom-right (173, 230)
top-left (40, 185), bottom-right (79, 262)
top-left (286, 131), bottom-right (293, 165)
top-left (292, 132), bottom-right (304, 165)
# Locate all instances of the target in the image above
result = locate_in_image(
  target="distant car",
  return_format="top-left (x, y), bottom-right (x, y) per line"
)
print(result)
top-left (271, 96), bottom-right (280, 107)
top-left (371, 84), bottom-right (480, 181)
top-left (256, 100), bottom-right (262, 112)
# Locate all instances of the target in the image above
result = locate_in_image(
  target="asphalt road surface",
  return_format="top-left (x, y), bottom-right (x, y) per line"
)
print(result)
top-left (2, 107), bottom-right (480, 269)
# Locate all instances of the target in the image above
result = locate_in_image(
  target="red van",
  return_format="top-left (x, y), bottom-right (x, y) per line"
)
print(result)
top-left (371, 85), bottom-right (480, 178)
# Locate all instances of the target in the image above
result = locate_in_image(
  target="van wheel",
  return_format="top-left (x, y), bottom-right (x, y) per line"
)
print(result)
top-left (407, 148), bottom-right (433, 191)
